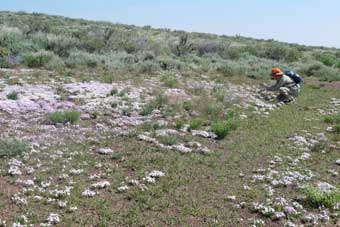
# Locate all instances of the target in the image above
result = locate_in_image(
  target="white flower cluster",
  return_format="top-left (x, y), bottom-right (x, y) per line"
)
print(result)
top-left (8, 159), bottom-right (23, 176)
top-left (40, 213), bottom-right (60, 226)
top-left (81, 189), bottom-right (97, 197)
top-left (11, 193), bottom-right (27, 205)
top-left (91, 181), bottom-right (110, 189)
top-left (49, 186), bottom-right (73, 198)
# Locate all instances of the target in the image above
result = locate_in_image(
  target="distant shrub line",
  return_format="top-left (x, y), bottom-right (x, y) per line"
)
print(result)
top-left (0, 12), bottom-right (339, 81)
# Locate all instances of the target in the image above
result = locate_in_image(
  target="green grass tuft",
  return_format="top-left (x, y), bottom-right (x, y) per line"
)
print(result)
top-left (175, 118), bottom-right (185, 130)
top-left (7, 91), bottom-right (18, 100)
top-left (140, 94), bottom-right (168, 116)
top-left (189, 118), bottom-right (203, 130)
top-left (211, 120), bottom-right (231, 140)
top-left (323, 114), bottom-right (340, 124)
top-left (161, 72), bottom-right (179, 88)
top-left (0, 138), bottom-right (29, 158)
top-left (301, 184), bottom-right (340, 209)
top-left (49, 110), bottom-right (80, 124)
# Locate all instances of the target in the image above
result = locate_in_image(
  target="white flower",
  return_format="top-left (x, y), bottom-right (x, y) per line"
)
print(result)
top-left (34, 195), bottom-right (43, 201)
top-left (273, 212), bottom-right (285, 220)
top-left (58, 174), bottom-right (69, 179)
top-left (49, 186), bottom-right (73, 198)
top-left (81, 189), bottom-right (97, 197)
top-left (8, 165), bottom-right (22, 176)
top-left (284, 206), bottom-right (297, 215)
top-left (252, 219), bottom-right (265, 227)
top-left (57, 201), bottom-right (68, 208)
top-left (148, 170), bottom-right (165, 178)
top-left (69, 206), bottom-right (78, 212)
top-left (128, 179), bottom-right (140, 185)
top-left (15, 179), bottom-right (34, 186)
top-left (91, 181), bottom-right (110, 189)
top-left (226, 196), bottom-right (236, 201)
top-left (300, 152), bottom-right (311, 161)
top-left (69, 169), bottom-right (83, 175)
top-left (173, 144), bottom-right (192, 153)
top-left (41, 182), bottom-right (51, 188)
top-left (117, 185), bottom-right (129, 192)
top-left (12, 223), bottom-right (25, 227)
top-left (8, 159), bottom-right (23, 167)
top-left (11, 193), bottom-right (27, 205)
top-left (143, 176), bottom-right (156, 184)
top-left (46, 213), bottom-right (60, 224)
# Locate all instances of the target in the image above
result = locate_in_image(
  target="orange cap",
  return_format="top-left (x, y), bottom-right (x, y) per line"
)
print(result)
top-left (271, 68), bottom-right (283, 78)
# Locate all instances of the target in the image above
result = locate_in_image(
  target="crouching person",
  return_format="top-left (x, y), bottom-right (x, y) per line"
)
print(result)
top-left (266, 68), bottom-right (302, 103)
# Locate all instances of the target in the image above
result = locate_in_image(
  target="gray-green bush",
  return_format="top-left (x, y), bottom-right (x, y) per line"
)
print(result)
top-left (0, 12), bottom-right (339, 81)
top-left (0, 138), bottom-right (29, 158)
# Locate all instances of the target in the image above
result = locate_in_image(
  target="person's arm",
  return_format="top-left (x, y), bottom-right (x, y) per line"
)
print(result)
top-left (266, 77), bottom-right (285, 91)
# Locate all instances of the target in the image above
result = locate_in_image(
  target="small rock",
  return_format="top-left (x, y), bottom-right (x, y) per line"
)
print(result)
top-left (98, 148), bottom-right (114, 155)
top-left (227, 195), bottom-right (236, 201)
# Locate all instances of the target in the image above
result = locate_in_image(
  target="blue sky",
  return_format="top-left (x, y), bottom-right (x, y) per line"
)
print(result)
top-left (1, 0), bottom-right (339, 48)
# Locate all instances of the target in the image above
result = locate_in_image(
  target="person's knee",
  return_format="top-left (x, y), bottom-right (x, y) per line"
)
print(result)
top-left (279, 87), bottom-right (289, 96)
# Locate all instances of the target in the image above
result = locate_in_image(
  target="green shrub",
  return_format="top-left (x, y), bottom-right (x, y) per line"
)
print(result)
top-left (171, 34), bottom-right (193, 56)
top-left (216, 64), bottom-right (238, 77)
top-left (103, 74), bottom-right (115, 84)
top-left (161, 72), bottom-right (179, 88)
top-left (211, 120), bottom-right (231, 139)
top-left (189, 118), bottom-right (203, 130)
top-left (336, 61), bottom-right (340, 69)
top-left (175, 118), bottom-right (185, 130)
top-left (119, 38), bottom-right (137, 54)
top-left (302, 63), bottom-right (340, 81)
top-left (46, 34), bottom-right (80, 57)
top-left (206, 103), bottom-right (224, 120)
top-left (224, 47), bottom-right (242, 60)
top-left (140, 104), bottom-right (155, 116)
top-left (0, 26), bottom-right (24, 55)
top-left (49, 110), bottom-right (80, 124)
top-left (140, 94), bottom-right (168, 116)
top-left (261, 42), bottom-right (302, 62)
top-left (66, 51), bottom-right (100, 68)
top-left (284, 47), bottom-right (303, 62)
top-left (323, 114), bottom-right (340, 124)
top-left (0, 138), bottom-right (29, 158)
top-left (211, 112), bottom-right (240, 139)
top-left (195, 41), bottom-right (225, 57)
top-left (110, 88), bottom-right (118, 95)
top-left (158, 135), bottom-right (178, 146)
top-left (135, 60), bottom-right (160, 75)
top-left (7, 91), bottom-right (18, 100)
top-left (314, 52), bottom-right (337, 67)
top-left (225, 111), bottom-right (240, 130)
top-left (0, 57), bottom-right (10, 68)
top-left (0, 47), bottom-right (9, 58)
top-left (212, 86), bottom-right (226, 102)
top-left (334, 124), bottom-right (340, 133)
top-left (24, 51), bottom-right (54, 68)
top-left (46, 55), bottom-right (65, 70)
top-left (183, 101), bottom-right (193, 112)
top-left (301, 184), bottom-right (340, 209)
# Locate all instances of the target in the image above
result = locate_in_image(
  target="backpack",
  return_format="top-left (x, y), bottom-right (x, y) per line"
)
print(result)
top-left (284, 70), bottom-right (303, 84)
